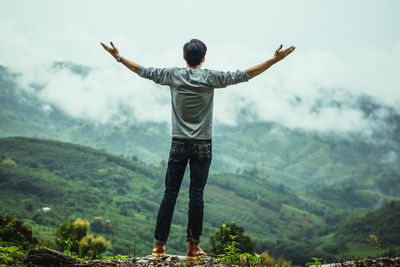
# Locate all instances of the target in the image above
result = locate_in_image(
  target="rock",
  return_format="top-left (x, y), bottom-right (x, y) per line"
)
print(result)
top-left (23, 250), bottom-right (234, 266)
top-left (24, 248), bottom-right (80, 266)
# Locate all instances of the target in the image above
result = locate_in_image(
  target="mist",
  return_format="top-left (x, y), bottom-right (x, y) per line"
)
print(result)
top-left (1, 0), bottom-right (399, 146)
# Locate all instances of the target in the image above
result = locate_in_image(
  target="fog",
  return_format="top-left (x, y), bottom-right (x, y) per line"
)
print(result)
top-left (1, 0), bottom-right (399, 143)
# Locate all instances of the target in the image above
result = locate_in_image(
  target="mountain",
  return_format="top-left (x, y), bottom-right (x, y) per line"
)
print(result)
top-left (2, 137), bottom-right (399, 264)
top-left (1, 64), bottom-right (399, 195)
top-left (0, 65), bottom-right (78, 140)
top-left (0, 137), bottom-right (327, 261)
top-left (2, 63), bottom-right (400, 263)
top-left (337, 200), bottom-right (400, 249)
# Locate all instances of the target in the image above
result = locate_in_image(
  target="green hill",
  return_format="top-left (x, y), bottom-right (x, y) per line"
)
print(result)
top-left (1, 64), bottom-right (399, 198)
top-left (0, 136), bottom-right (328, 261)
top-left (2, 63), bottom-right (400, 263)
top-left (337, 200), bottom-right (400, 249)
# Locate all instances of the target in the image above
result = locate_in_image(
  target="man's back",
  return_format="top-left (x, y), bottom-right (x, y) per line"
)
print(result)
top-left (138, 67), bottom-right (252, 139)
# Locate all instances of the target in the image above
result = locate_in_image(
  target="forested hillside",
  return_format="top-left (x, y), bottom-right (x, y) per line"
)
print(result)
top-left (1, 137), bottom-right (399, 263)
top-left (1, 64), bottom-right (399, 196)
top-left (338, 201), bottom-right (400, 248)
top-left (0, 137), bottom-right (322, 260)
top-left (2, 63), bottom-right (400, 263)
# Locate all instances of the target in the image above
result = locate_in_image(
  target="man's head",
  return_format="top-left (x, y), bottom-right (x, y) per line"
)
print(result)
top-left (183, 39), bottom-right (207, 68)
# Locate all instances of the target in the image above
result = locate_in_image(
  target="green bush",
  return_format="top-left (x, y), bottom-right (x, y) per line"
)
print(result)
top-left (0, 246), bottom-right (27, 265)
top-left (55, 218), bottom-right (89, 254)
top-left (0, 214), bottom-right (37, 249)
top-left (217, 235), bottom-right (262, 266)
top-left (90, 217), bottom-right (104, 233)
top-left (55, 218), bottom-right (110, 259)
top-left (79, 234), bottom-right (110, 259)
top-left (1, 158), bottom-right (17, 168)
top-left (209, 222), bottom-right (255, 256)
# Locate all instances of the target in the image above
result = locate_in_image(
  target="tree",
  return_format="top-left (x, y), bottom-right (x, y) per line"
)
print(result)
top-left (55, 218), bottom-right (110, 259)
top-left (209, 222), bottom-right (255, 256)
top-left (90, 217), bottom-right (104, 233)
top-left (0, 214), bottom-right (37, 249)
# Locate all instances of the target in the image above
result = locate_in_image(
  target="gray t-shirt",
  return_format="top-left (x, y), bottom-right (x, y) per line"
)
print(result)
top-left (137, 66), bottom-right (252, 140)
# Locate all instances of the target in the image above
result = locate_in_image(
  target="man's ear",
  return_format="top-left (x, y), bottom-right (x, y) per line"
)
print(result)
top-left (201, 57), bottom-right (205, 63)
top-left (183, 54), bottom-right (186, 61)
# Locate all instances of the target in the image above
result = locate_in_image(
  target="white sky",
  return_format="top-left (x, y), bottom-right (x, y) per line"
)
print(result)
top-left (1, 0), bottom-right (400, 139)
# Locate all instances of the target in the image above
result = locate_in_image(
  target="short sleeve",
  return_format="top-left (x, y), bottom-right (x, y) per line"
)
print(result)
top-left (137, 66), bottom-right (173, 86)
top-left (207, 69), bottom-right (252, 88)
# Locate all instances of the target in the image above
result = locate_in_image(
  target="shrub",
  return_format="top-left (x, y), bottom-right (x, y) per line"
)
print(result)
top-left (104, 220), bottom-right (113, 234)
top-left (78, 234), bottom-right (110, 258)
top-left (55, 218), bottom-right (89, 253)
top-left (55, 218), bottom-right (110, 259)
top-left (0, 246), bottom-right (27, 265)
top-left (209, 222), bottom-right (255, 256)
top-left (1, 158), bottom-right (17, 168)
top-left (0, 214), bottom-right (37, 249)
top-left (90, 217), bottom-right (104, 233)
top-left (217, 235), bottom-right (261, 266)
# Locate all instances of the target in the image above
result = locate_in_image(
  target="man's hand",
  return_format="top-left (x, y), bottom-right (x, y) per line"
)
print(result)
top-left (100, 41), bottom-right (120, 59)
top-left (248, 44), bottom-right (295, 78)
top-left (100, 41), bottom-right (141, 73)
top-left (272, 44), bottom-right (295, 63)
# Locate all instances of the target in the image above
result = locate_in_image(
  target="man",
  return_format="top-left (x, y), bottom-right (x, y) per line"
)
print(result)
top-left (101, 39), bottom-right (295, 259)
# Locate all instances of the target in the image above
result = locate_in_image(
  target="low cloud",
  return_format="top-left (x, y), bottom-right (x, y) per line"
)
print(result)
top-left (1, 20), bottom-right (400, 147)
top-left (20, 63), bottom-right (171, 124)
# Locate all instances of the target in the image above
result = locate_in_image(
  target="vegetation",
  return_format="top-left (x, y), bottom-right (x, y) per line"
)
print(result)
top-left (0, 246), bottom-right (27, 266)
top-left (0, 136), bottom-right (325, 260)
top-left (337, 200), bottom-right (400, 252)
top-left (209, 222), bottom-right (255, 256)
top-left (55, 218), bottom-right (110, 259)
top-left (1, 65), bottom-right (400, 263)
top-left (0, 214), bottom-right (37, 249)
top-left (217, 235), bottom-right (260, 266)
top-left (0, 136), bottom-right (399, 264)
top-left (0, 215), bottom-right (34, 266)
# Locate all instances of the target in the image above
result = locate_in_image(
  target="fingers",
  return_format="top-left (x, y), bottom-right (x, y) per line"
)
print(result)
top-left (275, 44), bottom-right (283, 53)
top-left (273, 45), bottom-right (295, 61)
top-left (283, 46), bottom-right (294, 55)
top-left (280, 46), bottom-right (295, 58)
top-left (100, 41), bottom-right (120, 56)
top-left (286, 46), bottom-right (295, 55)
top-left (100, 41), bottom-right (117, 50)
top-left (100, 42), bottom-right (110, 51)
top-left (282, 46), bottom-right (294, 53)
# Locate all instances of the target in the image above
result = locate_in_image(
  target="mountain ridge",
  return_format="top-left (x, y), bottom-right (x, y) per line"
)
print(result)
top-left (2, 63), bottom-right (400, 263)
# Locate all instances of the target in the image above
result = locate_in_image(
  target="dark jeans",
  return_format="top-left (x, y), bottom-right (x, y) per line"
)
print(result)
top-left (154, 138), bottom-right (212, 245)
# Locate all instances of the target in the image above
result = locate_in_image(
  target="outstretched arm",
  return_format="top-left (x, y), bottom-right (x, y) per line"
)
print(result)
top-left (100, 41), bottom-right (141, 73)
top-left (248, 44), bottom-right (295, 78)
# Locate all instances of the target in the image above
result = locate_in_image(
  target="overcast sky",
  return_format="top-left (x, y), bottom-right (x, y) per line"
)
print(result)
top-left (1, 0), bottom-right (400, 140)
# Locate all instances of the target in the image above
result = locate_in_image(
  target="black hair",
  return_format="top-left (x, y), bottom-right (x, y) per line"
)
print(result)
top-left (183, 39), bottom-right (207, 67)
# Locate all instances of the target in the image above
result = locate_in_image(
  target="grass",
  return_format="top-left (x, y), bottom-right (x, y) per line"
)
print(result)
top-left (280, 204), bottom-right (324, 225)
top-left (344, 242), bottom-right (377, 258)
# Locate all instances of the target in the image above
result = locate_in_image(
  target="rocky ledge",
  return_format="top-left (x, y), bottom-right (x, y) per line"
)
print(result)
top-left (84, 255), bottom-right (230, 266)
top-left (23, 248), bottom-right (400, 266)
top-left (312, 257), bottom-right (400, 267)
top-left (24, 248), bottom-right (230, 266)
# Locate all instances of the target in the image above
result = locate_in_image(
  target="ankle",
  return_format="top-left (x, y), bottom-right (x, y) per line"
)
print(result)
top-left (153, 243), bottom-right (165, 250)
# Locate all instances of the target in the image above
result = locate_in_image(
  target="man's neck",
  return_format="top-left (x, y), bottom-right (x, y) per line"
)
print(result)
top-left (187, 64), bottom-right (202, 69)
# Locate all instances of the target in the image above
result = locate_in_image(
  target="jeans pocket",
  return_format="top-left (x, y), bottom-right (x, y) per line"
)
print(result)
top-left (170, 141), bottom-right (185, 160)
top-left (194, 143), bottom-right (212, 160)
